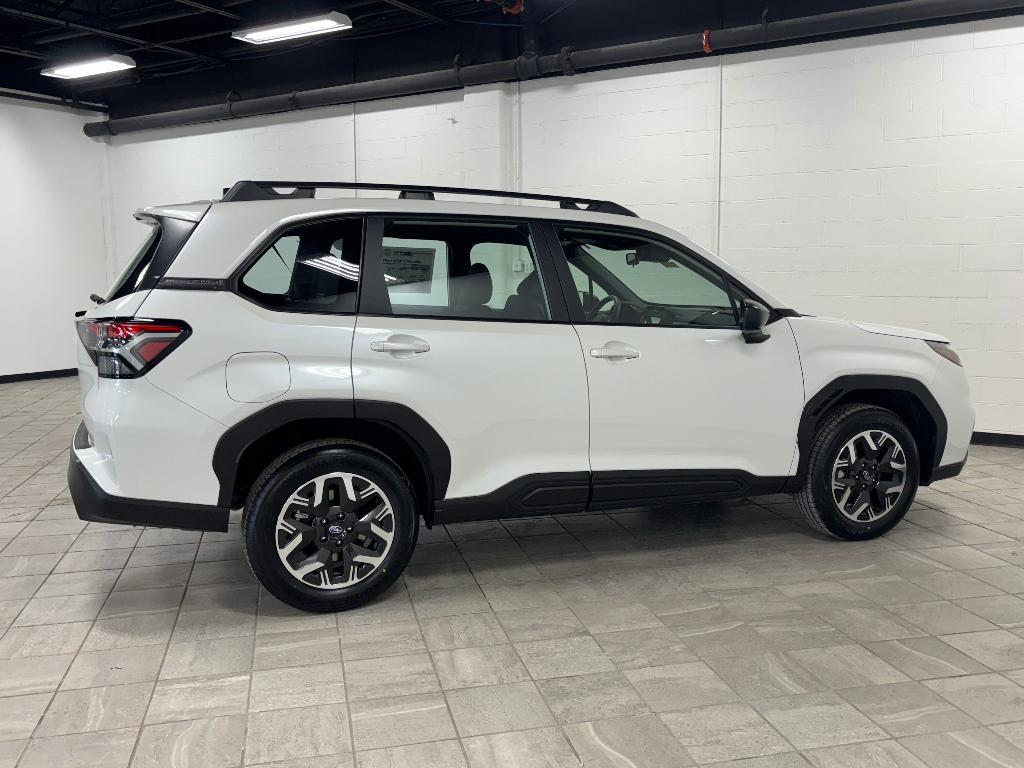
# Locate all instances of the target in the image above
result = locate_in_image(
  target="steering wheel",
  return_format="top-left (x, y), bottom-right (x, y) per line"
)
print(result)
top-left (590, 294), bottom-right (622, 322)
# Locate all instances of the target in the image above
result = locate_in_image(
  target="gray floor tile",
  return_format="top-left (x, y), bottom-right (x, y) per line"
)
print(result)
top-left (708, 652), bottom-right (827, 699)
top-left (253, 628), bottom-right (341, 669)
top-left (593, 626), bottom-right (697, 669)
top-left (344, 651), bottom-right (439, 700)
top-left (245, 705), bottom-right (351, 763)
top-left (249, 663), bottom-right (346, 712)
top-left (61, 645), bottom-right (165, 689)
top-left (0, 693), bottom-right (50, 741)
top-left (564, 714), bottom-right (694, 767)
top-left (753, 692), bottom-right (887, 749)
top-left (940, 629), bottom-right (1024, 670)
top-left (356, 739), bottom-right (467, 768)
top-left (432, 645), bottom-right (529, 689)
top-left (901, 727), bottom-right (1024, 768)
top-left (133, 715), bottom-right (245, 768)
top-left (160, 636), bottom-right (254, 679)
top-left (462, 727), bottom-right (578, 768)
top-left (348, 693), bottom-right (455, 750)
top-left (17, 727), bottom-right (138, 768)
top-left (537, 671), bottom-right (649, 724)
top-left (0, 653), bottom-right (73, 696)
top-left (802, 740), bottom-right (927, 767)
top-left (866, 637), bottom-right (990, 680)
top-left (924, 673), bottom-right (1024, 724)
top-left (145, 673), bottom-right (250, 723)
top-left (494, 607), bottom-right (586, 643)
top-left (662, 702), bottom-right (792, 763)
top-left (787, 645), bottom-right (909, 689)
top-left (514, 635), bottom-right (616, 679)
top-left (340, 619), bottom-right (425, 660)
top-left (838, 681), bottom-right (980, 736)
top-left (889, 601), bottom-right (998, 635)
top-left (36, 682), bottom-right (152, 737)
top-left (421, 613), bottom-right (510, 650)
top-left (0, 621), bottom-right (90, 658)
top-left (446, 680), bottom-right (554, 736)
top-left (625, 661), bottom-right (738, 712)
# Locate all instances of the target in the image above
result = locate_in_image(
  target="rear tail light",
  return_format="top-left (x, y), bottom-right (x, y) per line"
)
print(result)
top-left (75, 319), bottom-right (190, 378)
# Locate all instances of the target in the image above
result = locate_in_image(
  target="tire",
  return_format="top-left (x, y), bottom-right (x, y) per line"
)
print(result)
top-left (796, 404), bottom-right (920, 540)
top-left (243, 439), bottom-right (419, 612)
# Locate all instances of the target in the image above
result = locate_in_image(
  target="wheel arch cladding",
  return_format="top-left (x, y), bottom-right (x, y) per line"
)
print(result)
top-left (795, 375), bottom-right (945, 487)
top-left (212, 400), bottom-right (451, 521)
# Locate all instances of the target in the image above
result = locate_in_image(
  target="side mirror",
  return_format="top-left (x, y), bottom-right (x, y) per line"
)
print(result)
top-left (740, 299), bottom-right (771, 344)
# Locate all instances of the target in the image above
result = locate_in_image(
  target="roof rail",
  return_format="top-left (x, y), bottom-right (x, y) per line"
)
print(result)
top-left (220, 181), bottom-right (637, 217)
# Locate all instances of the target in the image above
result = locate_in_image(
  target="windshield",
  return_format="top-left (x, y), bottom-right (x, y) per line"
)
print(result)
top-left (106, 223), bottom-right (160, 301)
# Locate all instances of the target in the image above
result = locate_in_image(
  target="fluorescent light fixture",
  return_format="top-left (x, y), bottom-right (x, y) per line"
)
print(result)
top-left (41, 54), bottom-right (135, 80)
top-left (232, 12), bottom-right (353, 45)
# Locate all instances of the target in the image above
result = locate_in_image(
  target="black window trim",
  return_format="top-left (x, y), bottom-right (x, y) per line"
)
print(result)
top-left (229, 214), bottom-right (366, 316)
top-left (539, 220), bottom-right (758, 331)
top-left (357, 213), bottom-right (571, 324)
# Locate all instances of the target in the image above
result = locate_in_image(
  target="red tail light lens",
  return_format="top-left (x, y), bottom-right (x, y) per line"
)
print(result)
top-left (75, 319), bottom-right (190, 378)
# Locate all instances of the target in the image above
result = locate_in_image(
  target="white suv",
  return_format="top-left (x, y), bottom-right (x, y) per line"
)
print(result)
top-left (69, 181), bottom-right (974, 612)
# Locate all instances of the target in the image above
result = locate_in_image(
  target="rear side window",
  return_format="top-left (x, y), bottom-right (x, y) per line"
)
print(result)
top-left (378, 219), bottom-right (550, 321)
top-left (239, 218), bottom-right (362, 313)
top-left (107, 217), bottom-right (196, 301)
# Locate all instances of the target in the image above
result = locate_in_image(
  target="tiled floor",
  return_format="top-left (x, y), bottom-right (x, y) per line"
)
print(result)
top-left (2, 379), bottom-right (1024, 767)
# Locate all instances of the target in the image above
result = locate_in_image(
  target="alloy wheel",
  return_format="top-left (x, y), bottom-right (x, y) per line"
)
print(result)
top-left (830, 429), bottom-right (907, 523)
top-left (275, 471), bottom-right (395, 589)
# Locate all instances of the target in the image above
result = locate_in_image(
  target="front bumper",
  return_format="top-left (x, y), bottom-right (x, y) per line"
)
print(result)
top-left (929, 455), bottom-right (968, 484)
top-left (69, 440), bottom-right (229, 533)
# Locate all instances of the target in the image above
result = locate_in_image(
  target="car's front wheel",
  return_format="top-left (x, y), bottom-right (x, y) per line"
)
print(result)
top-left (243, 440), bottom-right (418, 612)
top-left (796, 404), bottom-right (919, 540)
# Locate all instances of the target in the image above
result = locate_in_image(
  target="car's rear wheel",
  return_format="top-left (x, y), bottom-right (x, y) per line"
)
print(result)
top-left (243, 440), bottom-right (418, 612)
top-left (796, 404), bottom-right (919, 540)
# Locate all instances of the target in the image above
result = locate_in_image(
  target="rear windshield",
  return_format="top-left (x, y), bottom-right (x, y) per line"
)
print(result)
top-left (105, 217), bottom-right (196, 302)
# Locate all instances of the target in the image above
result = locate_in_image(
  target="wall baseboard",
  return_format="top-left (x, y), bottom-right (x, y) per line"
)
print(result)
top-left (0, 368), bottom-right (77, 385)
top-left (972, 431), bottom-right (1024, 448)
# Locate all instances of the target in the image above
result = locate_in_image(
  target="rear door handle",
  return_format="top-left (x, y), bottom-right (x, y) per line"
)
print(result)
top-left (590, 342), bottom-right (640, 361)
top-left (369, 335), bottom-right (430, 356)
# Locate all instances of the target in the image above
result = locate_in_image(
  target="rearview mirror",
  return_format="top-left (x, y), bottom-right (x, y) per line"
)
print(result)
top-left (740, 299), bottom-right (771, 344)
top-left (626, 244), bottom-right (672, 266)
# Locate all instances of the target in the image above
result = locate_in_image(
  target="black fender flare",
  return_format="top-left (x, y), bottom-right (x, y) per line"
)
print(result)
top-left (793, 375), bottom-right (947, 487)
top-left (212, 399), bottom-right (451, 508)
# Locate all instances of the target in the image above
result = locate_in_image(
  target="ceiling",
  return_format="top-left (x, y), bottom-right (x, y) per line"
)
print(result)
top-left (2, 0), bottom-right (1022, 119)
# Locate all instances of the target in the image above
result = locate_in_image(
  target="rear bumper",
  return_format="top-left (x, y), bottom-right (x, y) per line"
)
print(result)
top-left (928, 455), bottom-right (968, 484)
top-left (69, 443), bottom-right (229, 532)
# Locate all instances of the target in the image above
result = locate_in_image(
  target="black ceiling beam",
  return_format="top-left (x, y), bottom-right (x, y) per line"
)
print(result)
top-left (0, 4), bottom-right (222, 62)
top-left (378, 0), bottom-right (450, 25)
top-left (174, 0), bottom-right (240, 20)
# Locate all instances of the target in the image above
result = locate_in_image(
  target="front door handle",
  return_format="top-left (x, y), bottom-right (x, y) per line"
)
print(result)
top-left (590, 342), bottom-right (640, 361)
top-left (370, 335), bottom-right (430, 356)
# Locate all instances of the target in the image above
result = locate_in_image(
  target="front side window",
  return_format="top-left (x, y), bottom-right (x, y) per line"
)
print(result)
top-left (379, 219), bottom-right (550, 321)
top-left (239, 218), bottom-right (361, 312)
top-left (556, 226), bottom-right (737, 327)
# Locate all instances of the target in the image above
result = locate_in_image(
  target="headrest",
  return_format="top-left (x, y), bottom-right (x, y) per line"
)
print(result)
top-left (453, 262), bottom-right (493, 307)
top-left (515, 269), bottom-right (543, 299)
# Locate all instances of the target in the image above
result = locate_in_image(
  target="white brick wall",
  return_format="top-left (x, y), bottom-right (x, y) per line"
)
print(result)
top-left (0, 98), bottom-right (107, 377)
top-left (91, 15), bottom-right (1024, 433)
top-left (719, 18), bottom-right (1024, 435)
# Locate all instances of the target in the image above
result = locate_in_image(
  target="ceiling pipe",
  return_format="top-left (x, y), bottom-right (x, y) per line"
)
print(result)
top-left (83, 0), bottom-right (1024, 137)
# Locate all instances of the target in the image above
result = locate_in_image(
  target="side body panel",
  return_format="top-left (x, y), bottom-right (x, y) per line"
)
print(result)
top-left (351, 316), bottom-right (591, 500)
top-left (576, 318), bottom-right (804, 479)
top-left (786, 316), bottom-right (975, 474)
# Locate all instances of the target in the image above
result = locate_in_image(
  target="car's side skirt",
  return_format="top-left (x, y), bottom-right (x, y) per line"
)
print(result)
top-left (433, 470), bottom-right (789, 524)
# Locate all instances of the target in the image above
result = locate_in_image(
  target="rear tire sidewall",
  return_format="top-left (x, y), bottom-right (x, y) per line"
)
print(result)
top-left (808, 409), bottom-right (920, 540)
top-left (244, 446), bottom-right (418, 612)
